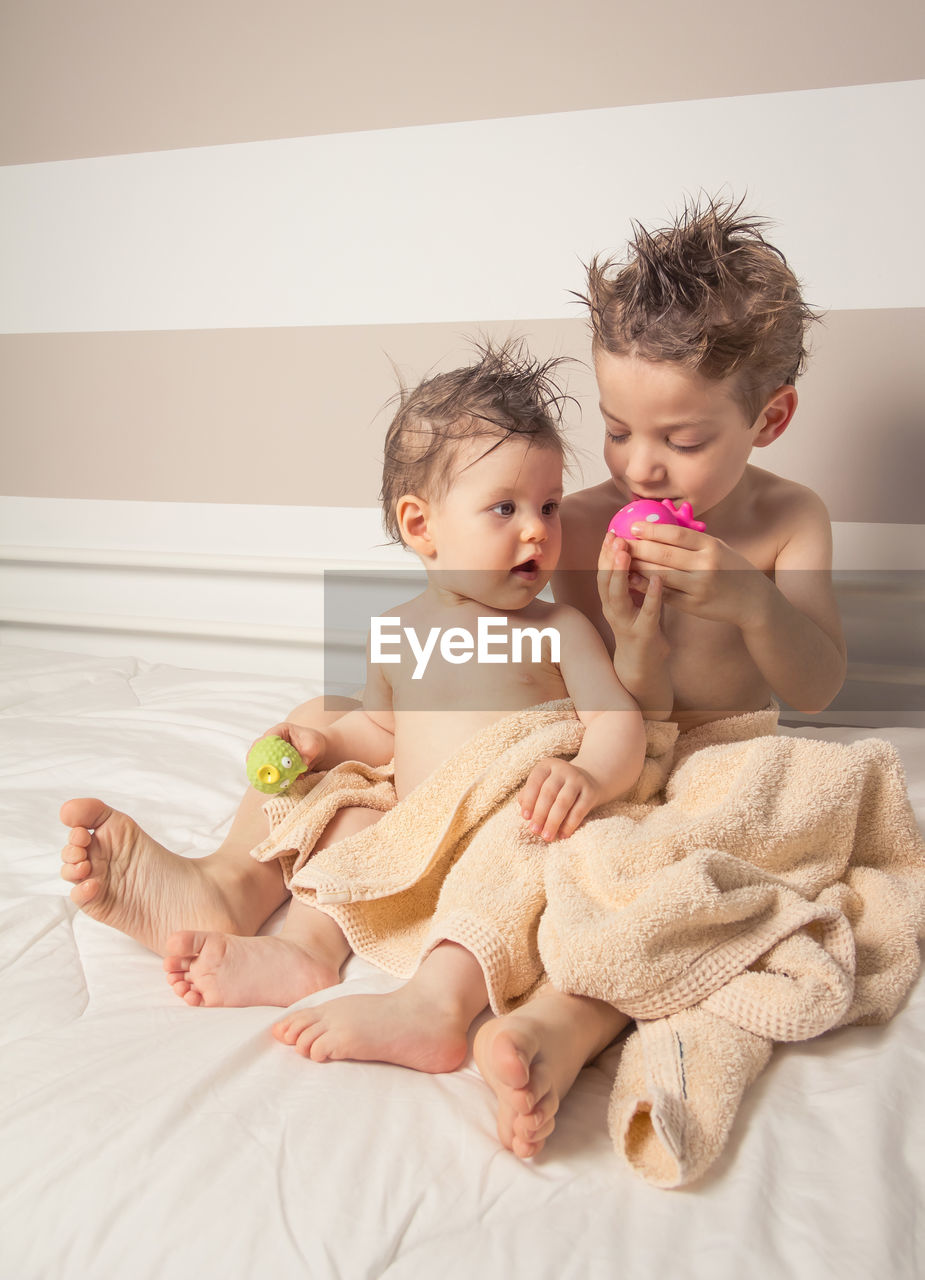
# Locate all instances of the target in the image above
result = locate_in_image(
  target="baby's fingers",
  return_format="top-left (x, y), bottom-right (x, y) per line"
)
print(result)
top-left (530, 776), bottom-right (582, 841)
top-left (518, 761), bottom-right (552, 822)
top-left (554, 793), bottom-right (595, 841)
top-left (250, 722), bottom-right (293, 753)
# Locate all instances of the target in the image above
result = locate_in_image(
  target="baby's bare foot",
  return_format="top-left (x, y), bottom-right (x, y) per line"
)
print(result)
top-left (473, 1015), bottom-right (560, 1157)
top-left (273, 986), bottom-right (470, 1074)
top-left (164, 931), bottom-right (342, 1007)
top-left (59, 798), bottom-right (240, 955)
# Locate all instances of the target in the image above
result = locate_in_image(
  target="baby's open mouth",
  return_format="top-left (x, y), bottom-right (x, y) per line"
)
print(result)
top-left (512, 559), bottom-right (539, 580)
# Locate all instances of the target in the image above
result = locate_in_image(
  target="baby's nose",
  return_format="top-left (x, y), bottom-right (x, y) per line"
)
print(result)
top-left (521, 515), bottom-right (546, 542)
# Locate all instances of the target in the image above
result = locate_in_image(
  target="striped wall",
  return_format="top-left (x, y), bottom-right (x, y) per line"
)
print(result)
top-left (0, 0), bottom-right (923, 716)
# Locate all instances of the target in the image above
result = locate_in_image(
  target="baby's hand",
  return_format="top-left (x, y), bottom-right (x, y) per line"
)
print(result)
top-left (255, 722), bottom-right (328, 772)
top-left (518, 758), bottom-right (601, 842)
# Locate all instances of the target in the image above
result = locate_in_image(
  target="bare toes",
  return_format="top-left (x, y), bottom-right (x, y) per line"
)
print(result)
top-left (70, 878), bottom-right (100, 905)
top-left (273, 1014), bottom-right (310, 1044)
top-left (60, 860), bottom-right (90, 882)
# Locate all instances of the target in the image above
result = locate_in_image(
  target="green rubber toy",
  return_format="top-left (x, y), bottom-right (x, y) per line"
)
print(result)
top-left (246, 735), bottom-right (308, 794)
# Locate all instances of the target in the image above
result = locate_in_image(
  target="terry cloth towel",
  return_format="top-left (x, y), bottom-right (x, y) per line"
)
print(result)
top-left (252, 699), bottom-right (678, 1015)
top-left (538, 716), bottom-right (925, 1188)
top-left (254, 699), bottom-right (925, 1188)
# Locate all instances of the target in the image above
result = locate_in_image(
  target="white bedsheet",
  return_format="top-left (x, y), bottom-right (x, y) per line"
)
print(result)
top-left (1, 645), bottom-right (923, 1280)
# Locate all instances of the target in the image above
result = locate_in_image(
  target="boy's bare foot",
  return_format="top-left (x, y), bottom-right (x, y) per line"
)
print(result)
top-left (272, 985), bottom-right (471, 1074)
top-left (59, 798), bottom-right (278, 955)
top-left (474, 991), bottom-right (630, 1158)
top-left (163, 931), bottom-right (343, 1007)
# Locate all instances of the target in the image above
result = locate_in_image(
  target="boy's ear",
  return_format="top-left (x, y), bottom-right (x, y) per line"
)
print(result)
top-left (395, 494), bottom-right (435, 556)
top-left (753, 385), bottom-right (798, 447)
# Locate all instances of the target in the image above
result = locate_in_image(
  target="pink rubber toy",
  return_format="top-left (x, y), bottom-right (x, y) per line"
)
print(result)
top-left (608, 498), bottom-right (706, 539)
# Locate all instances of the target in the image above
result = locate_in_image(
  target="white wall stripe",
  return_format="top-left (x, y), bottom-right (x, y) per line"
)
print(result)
top-left (2, 80), bottom-right (923, 335)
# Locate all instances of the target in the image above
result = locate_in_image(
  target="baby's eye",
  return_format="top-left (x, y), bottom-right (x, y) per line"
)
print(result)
top-left (668, 441), bottom-right (704, 454)
top-left (492, 501), bottom-right (516, 516)
top-left (606, 432), bottom-right (628, 445)
top-left (542, 501), bottom-right (560, 516)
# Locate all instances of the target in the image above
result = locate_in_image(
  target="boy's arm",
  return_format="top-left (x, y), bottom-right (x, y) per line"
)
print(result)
top-left (518, 608), bottom-right (646, 840)
top-left (628, 492), bottom-right (847, 714)
top-left (741, 501), bottom-right (846, 713)
top-left (552, 493), bottom-right (674, 720)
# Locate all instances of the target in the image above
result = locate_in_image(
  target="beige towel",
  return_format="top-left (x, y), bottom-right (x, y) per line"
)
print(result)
top-left (539, 725), bottom-right (925, 1186)
top-left (252, 700), bottom-right (677, 1012)
top-left (253, 700), bottom-right (925, 1187)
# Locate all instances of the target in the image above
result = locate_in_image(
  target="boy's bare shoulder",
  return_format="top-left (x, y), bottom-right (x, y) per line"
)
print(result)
top-left (559, 480), bottom-right (621, 569)
top-left (746, 466), bottom-right (833, 559)
top-left (749, 465), bottom-right (829, 519)
top-left (561, 479), bottom-right (621, 521)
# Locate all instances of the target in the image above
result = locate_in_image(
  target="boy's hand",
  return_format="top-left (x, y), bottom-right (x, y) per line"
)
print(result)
top-left (598, 531), bottom-right (668, 649)
top-left (597, 532), bottom-right (673, 720)
top-left (627, 524), bottom-right (771, 627)
top-left (256, 722), bottom-right (328, 772)
top-left (518, 757), bottom-right (602, 842)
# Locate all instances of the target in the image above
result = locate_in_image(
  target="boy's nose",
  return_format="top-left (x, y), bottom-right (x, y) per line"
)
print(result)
top-left (520, 515), bottom-right (546, 543)
top-left (625, 448), bottom-right (665, 486)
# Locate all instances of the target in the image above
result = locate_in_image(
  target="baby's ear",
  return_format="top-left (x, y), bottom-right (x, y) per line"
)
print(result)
top-left (753, 385), bottom-right (798, 447)
top-left (395, 494), bottom-right (435, 556)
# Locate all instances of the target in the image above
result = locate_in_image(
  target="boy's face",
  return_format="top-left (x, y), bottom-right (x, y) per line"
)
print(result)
top-left (595, 350), bottom-right (763, 517)
top-left (423, 435), bottom-right (563, 610)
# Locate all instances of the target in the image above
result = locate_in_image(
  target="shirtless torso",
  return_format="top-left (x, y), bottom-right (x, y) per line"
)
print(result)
top-left (365, 593), bottom-right (629, 798)
top-left (553, 464), bottom-right (836, 731)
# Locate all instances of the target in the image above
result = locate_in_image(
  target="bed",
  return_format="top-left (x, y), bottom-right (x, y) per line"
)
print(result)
top-left (2, 642), bottom-right (924, 1279)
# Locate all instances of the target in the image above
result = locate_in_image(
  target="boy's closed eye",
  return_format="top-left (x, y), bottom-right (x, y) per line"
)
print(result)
top-left (606, 431), bottom-right (705, 454)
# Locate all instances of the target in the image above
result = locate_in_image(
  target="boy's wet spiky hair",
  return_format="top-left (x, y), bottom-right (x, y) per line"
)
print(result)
top-left (380, 338), bottom-right (573, 545)
top-left (582, 195), bottom-right (819, 419)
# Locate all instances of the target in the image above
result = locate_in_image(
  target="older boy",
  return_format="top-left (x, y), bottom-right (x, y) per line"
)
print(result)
top-left (473, 198), bottom-right (847, 1158)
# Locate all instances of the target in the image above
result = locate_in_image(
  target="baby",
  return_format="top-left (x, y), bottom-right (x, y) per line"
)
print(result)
top-left (65, 342), bottom-right (645, 1074)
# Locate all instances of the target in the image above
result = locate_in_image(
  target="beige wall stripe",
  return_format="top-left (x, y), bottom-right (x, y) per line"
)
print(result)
top-left (2, 0), bottom-right (923, 165)
top-left (2, 311), bottom-right (922, 524)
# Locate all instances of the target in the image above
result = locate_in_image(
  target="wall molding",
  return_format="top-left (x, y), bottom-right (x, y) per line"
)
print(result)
top-left (2, 536), bottom-right (922, 722)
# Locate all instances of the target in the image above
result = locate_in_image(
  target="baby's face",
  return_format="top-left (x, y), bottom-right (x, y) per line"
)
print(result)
top-left (425, 435), bottom-right (563, 611)
top-left (595, 350), bottom-right (761, 518)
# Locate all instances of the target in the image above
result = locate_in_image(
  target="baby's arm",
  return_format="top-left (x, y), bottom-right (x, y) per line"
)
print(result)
top-left (518, 608), bottom-right (646, 841)
top-left (260, 640), bottom-right (396, 771)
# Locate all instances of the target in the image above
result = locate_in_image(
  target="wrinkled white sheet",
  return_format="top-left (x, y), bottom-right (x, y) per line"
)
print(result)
top-left (1, 645), bottom-right (923, 1280)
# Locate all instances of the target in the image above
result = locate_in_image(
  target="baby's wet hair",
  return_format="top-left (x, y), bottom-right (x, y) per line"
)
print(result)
top-left (380, 338), bottom-right (574, 545)
top-left (581, 195), bottom-right (820, 420)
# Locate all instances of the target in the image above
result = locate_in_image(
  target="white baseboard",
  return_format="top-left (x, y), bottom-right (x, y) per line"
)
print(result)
top-left (1, 498), bottom-right (923, 716)
top-left (0, 497), bottom-right (408, 678)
